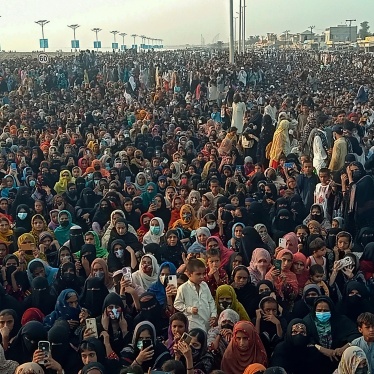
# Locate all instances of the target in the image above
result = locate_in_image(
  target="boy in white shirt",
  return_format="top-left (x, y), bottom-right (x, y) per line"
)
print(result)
top-left (174, 259), bottom-right (217, 332)
top-left (314, 168), bottom-right (331, 218)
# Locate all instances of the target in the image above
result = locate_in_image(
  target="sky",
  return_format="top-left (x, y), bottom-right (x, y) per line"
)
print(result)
top-left (0, 0), bottom-right (373, 51)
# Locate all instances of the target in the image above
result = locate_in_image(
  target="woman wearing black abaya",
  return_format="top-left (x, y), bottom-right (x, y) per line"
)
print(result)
top-left (79, 277), bottom-right (109, 318)
top-left (11, 186), bottom-right (35, 217)
top-left (6, 321), bottom-right (47, 364)
top-left (239, 227), bottom-right (269, 266)
top-left (271, 318), bottom-right (324, 374)
top-left (75, 188), bottom-right (99, 232)
top-left (256, 114), bottom-right (275, 168)
top-left (337, 281), bottom-right (374, 323)
top-left (29, 146), bottom-right (45, 175)
top-left (248, 201), bottom-right (270, 230)
top-left (289, 194), bottom-right (307, 225)
top-left (51, 262), bottom-right (84, 298)
top-left (151, 194), bottom-right (171, 228)
top-left (272, 209), bottom-right (296, 243)
top-left (23, 276), bottom-right (57, 315)
top-left (14, 204), bottom-right (33, 232)
top-left (107, 239), bottom-right (137, 273)
top-left (91, 198), bottom-right (113, 232)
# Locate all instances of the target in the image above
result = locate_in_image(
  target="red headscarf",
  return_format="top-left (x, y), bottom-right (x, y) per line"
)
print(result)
top-left (137, 212), bottom-right (154, 243)
top-left (292, 251), bottom-right (310, 293)
top-left (221, 321), bottom-right (267, 374)
top-left (21, 308), bottom-right (45, 326)
top-left (206, 236), bottom-right (234, 267)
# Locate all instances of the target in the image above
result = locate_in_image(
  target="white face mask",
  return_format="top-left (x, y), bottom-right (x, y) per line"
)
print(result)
top-left (114, 249), bottom-right (124, 258)
top-left (109, 307), bottom-right (120, 320)
top-left (159, 275), bottom-right (166, 284)
top-left (207, 223), bottom-right (216, 230)
top-left (61, 255), bottom-right (71, 263)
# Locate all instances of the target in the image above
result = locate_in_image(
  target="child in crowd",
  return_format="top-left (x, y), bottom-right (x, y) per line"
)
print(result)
top-left (306, 238), bottom-right (328, 279)
top-left (305, 264), bottom-right (330, 296)
top-left (204, 248), bottom-right (229, 297)
top-left (174, 258), bottom-right (217, 332)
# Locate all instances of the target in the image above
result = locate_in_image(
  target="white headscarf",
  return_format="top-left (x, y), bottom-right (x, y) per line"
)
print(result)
top-left (142, 217), bottom-right (165, 245)
top-left (131, 254), bottom-right (160, 291)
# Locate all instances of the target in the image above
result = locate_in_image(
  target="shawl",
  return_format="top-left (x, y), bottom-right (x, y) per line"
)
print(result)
top-left (292, 252), bottom-right (310, 292)
top-left (269, 120), bottom-right (290, 161)
top-left (0, 344), bottom-right (18, 374)
top-left (134, 172), bottom-right (148, 193)
top-left (172, 204), bottom-right (200, 231)
top-left (137, 212), bottom-right (154, 243)
top-left (170, 161), bottom-right (182, 182)
top-left (143, 217), bottom-right (165, 245)
top-left (0, 216), bottom-right (13, 245)
top-left (15, 363), bottom-right (44, 374)
top-left (206, 236), bottom-right (234, 267)
top-left (221, 321), bottom-right (268, 374)
top-left (248, 248), bottom-right (271, 286)
top-left (201, 161), bottom-right (215, 181)
top-left (141, 182), bottom-right (158, 208)
top-left (283, 232), bottom-right (298, 254)
top-left (335, 346), bottom-right (367, 374)
top-left (30, 214), bottom-right (54, 246)
top-left (215, 285), bottom-right (250, 321)
top-left (54, 170), bottom-right (72, 195)
top-left (244, 364), bottom-right (267, 374)
top-left (132, 254), bottom-right (160, 291)
top-left (218, 138), bottom-right (233, 157)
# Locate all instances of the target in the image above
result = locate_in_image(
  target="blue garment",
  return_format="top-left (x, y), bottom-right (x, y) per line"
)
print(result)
top-left (141, 182), bottom-right (157, 208)
top-left (147, 262), bottom-right (177, 306)
top-left (43, 289), bottom-right (81, 329)
top-left (351, 336), bottom-right (374, 372)
top-left (26, 259), bottom-right (58, 286)
top-left (227, 222), bottom-right (245, 247)
top-left (211, 111), bottom-right (222, 123)
top-left (1, 174), bottom-right (18, 198)
top-left (54, 210), bottom-right (75, 245)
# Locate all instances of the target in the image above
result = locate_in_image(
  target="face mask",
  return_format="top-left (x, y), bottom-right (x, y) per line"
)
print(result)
top-left (29, 180), bottom-right (36, 187)
top-left (221, 323), bottom-right (233, 330)
top-left (69, 190), bottom-right (77, 197)
top-left (355, 366), bottom-right (369, 374)
top-left (160, 275), bottom-right (167, 285)
top-left (60, 220), bottom-right (69, 227)
top-left (207, 223), bottom-right (216, 230)
top-left (150, 226), bottom-right (161, 235)
top-left (114, 249), bottom-right (124, 258)
top-left (61, 255), bottom-right (71, 262)
top-left (352, 170), bottom-right (361, 182)
top-left (311, 214), bottom-right (322, 223)
top-left (265, 192), bottom-right (273, 198)
top-left (191, 346), bottom-right (200, 359)
top-left (18, 212), bottom-right (27, 220)
top-left (109, 307), bottom-right (120, 320)
top-left (23, 336), bottom-right (37, 352)
top-left (94, 165), bottom-right (101, 171)
top-left (348, 294), bottom-right (362, 304)
top-left (182, 213), bottom-right (192, 222)
top-left (315, 311), bottom-right (331, 323)
top-left (62, 273), bottom-right (75, 282)
top-left (94, 271), bottom-right (105, 279)
top-left (6, 265), bottom-right (17, 279)
top-left (219, 301), bottom-right (232, 310)
top-left (305, 296), bottom-right (317, 307)
top-left (260, 290), bottom-right (271, 298)
top-left (291, 334), bottom-right (308, 347)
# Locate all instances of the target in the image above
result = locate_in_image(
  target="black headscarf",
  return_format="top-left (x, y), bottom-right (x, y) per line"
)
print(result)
top-left (240, 227), bottom-right (269, 265)
top-left (153, 194), bottom-right (171, 228)
top-left (80, 277), bottom-right (109, 317)
top-left (107, 239), bottom-right (132, 273)
top-left (69, 226), bottom-right (85, 253)
top-left (14, 204), bottom-right (33, 232)
top-left (80, 244), bottom-right (97, 266)
top-left (25, 276), bottom-right (56, 315)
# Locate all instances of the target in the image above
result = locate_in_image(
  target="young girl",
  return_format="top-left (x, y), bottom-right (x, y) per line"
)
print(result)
top-left (248, 248), bottom-right (272, 286)
top-left (166, 312), bottom-right (189, 355)
top-left (228, 223), bottom-right (245, 252)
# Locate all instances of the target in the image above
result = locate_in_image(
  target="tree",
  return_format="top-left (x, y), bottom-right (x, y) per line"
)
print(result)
top-left (359, 21), bottom-right (371, 39)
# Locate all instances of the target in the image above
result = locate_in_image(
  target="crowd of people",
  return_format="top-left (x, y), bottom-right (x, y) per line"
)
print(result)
top-left (0, 47), bottom-right (374, 374)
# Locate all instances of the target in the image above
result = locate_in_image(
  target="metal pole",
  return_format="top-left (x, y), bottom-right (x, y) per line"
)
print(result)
top-left (238, 0), bottom-right (242, 53)
top-left (229, 0), bottom-right (235, 64)
top-left (234, 17), bottom-right (238, 49)
top-left (243, 0), bottom-right (246, 53)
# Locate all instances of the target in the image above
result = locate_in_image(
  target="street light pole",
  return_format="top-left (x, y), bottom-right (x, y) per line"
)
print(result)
top-left (91, 28), bottom-right (102, 52)
top-left (119, 32), bottom-right (127, 51)
top-left (229, 0), bottom-right (235, 64)
top-left (35, 20), bottom-right (50, 52)
top-left (68, 24), bottom-right (80, 51)
top-left (309, 25), bottom-right (315, 41)
top-left (110, 30), bottom-right (119, 50)
top-left (237, 0), bottom-right (241, 53)
top-left (243, 0), bottom-right (246, 53)
top-left (131, 34), bottom-right (138, 51)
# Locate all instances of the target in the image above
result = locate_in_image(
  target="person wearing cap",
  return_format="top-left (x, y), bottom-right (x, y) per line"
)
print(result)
top-left (329, 125), bottom-right (348, 172)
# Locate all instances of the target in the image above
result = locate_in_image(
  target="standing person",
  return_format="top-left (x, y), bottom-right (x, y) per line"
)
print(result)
top-left (329, 125), bottom-right (348, 172)
top-left (296, 159), bottom-right (319, 214)
top-left (231, 94), bottom-right (246, 134)
top-left (264, 97), bottom-right (277, 125)
top-left (311, 116), bottom-right (329, 174)
top-left (269, 120), bottom-right (290, 169)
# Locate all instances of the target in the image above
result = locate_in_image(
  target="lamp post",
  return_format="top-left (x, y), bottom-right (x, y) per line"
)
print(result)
top-left (119, 32), bottom-right (127, 51)
top-left (234, 16), bottom-right (238, 49)
top-left (131, 34), bottom-right (138, 51)
top-left (110, 30), bottom-right (119, 50)
top-left (237, 4), bottom-right (241, 53)
top-left (68, 24), bottom-right (80, 51)
top-left (242, 0), bottom-right (246, 53)
top-left (35, 20), bottom-right (50, 51)
top-left (229, 0), bottom-right (235, 64)
top-left (92, 28), bottom-right (102, 52)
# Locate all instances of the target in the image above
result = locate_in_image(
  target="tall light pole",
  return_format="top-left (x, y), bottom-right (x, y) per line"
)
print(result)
top-left (131, 34), bottom-right (138, 50)
top-left (346, 19), bottom-right (356, 41)
top-left (68, 24), bottom-right (80, 51)
top-left (119, 32), bottom-right (127, 50)
top-left (229, 0), bottom-right (235, 64)
top-left (35, 20), bottom-right (50, 51)
top-left (309, 25), bottom-right (315, 41)
top-left (234, 17), bottom-right (238, 49)
top-left (237, 0), bottom-right (241, 53)
top-left (242, 0), bottom-right (246, 53)
top-left (284, 30), bottom-right (290, 49)
top-left (110, 30), bottom-right (119, 49)
top-left (92, 28), bottom-right (102, 52)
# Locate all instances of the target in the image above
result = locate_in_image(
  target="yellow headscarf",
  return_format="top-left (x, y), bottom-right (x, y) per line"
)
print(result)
top-left (201, 161), bottom-right (215, 181)
top-left (54, 170), bottom-right (72, 194)
top-left (14, 233), bottom-right (46, 264)
top-left (269, 119), bottom-right (290, 162)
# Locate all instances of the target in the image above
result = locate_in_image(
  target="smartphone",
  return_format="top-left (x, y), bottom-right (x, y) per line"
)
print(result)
top-left (10, 162), bottom-right (17, 170)
top-left (235, 165), bottom-right (242, 172)
top-left (180, 332), bottom-right (192, 345)
top-left (284, 162), bottom-right (294, 169)
top-left (162, 158), bottom-right (169, 164)
top-left (38, 341), bottom-right (50, 365)
top-left (274, 259), bottom-right (282, 271)
top-left (19, 243), bottom-right (35, 255)
top-left (21, 157), bottom-right (26, 163)
top-left (338, 257), bottom-right (353, 268)
top-left (142, 339), bottom-right (153, 350)
top-left (279, 238), bottom-right (287, 248)
top-left (168, 274), bottom-right (178, 288)
top-left (125, 176), bottom-right (131, 183)
top-left (122, 267), bottom-right (132, 281)
top-left (86, 318), bottom-right (98, 338)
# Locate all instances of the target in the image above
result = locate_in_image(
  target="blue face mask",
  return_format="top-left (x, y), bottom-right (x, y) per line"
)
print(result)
top-left (18, 212), bottom-right (27, 220)
top-left (150, 226), bottom-right (161, 235)
top-left (315, 311), bottom-right (331, 323)
top-left (29, 180), bottom-right (36, 187)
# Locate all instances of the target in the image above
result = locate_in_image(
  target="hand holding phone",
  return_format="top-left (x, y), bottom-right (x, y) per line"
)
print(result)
top-left (86, 318), bottom-right (98, 338)
top-left (38, 341), bottom-right (50, 365)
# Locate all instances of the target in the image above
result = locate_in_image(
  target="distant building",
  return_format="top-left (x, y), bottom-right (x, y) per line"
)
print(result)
top-left (325, 25), bottom-right (357, 44)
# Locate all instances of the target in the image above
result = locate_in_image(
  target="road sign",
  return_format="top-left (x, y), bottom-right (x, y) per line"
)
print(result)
top-left (71, 40), bottom-right (80, 48)
top-left (94, 41), bottom-right (102, 49)
top-left (38, 53), bottom-right (49, 64)
top-left (121, 45), bottom-right (127, 50)
top-left (39, 39), bottom-right (49, 49)
top-left (112, 42), bottom-right (119, 49)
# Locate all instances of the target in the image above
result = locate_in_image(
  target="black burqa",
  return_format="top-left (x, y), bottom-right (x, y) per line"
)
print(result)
top-left (79, 277), bottom-right (109, 318)
top-left (239, 226), bottom-right (269, 266)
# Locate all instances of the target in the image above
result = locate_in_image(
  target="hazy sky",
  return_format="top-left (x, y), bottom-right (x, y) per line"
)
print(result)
top-left (1, 0), bottom-right (373, 51)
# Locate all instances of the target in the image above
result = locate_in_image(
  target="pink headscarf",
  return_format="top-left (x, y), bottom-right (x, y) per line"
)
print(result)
top-left (206, 236), bottom-right (234, 267)
top-left (248, 248), bottom-right (271, 286)
top-left (283, 232), bottom-right (298, 254)
top-left (292, 251), bottom-right (310, 292)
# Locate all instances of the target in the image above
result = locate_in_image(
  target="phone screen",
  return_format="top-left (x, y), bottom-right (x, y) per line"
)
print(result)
top-left (274, 259), bottom-right (282, 271)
